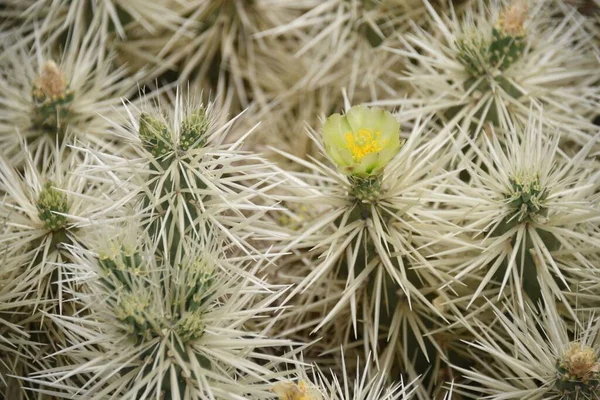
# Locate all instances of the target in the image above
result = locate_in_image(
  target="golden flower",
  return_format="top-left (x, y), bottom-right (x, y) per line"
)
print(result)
top-left (322, 105), bottom-right (401, 176)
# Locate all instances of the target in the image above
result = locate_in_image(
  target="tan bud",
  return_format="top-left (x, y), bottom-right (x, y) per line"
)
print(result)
top-left (35, 61), bottom-right (67, 97)
top-left (498, 1), bottom-right (528, 36)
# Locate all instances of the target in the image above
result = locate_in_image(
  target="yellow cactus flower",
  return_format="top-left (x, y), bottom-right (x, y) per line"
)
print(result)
top-left (322, 105), bottom-right (401, 176)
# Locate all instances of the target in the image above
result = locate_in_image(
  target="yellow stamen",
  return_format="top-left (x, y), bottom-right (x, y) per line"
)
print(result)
top-left (344, 129), bottom-right (385, 162)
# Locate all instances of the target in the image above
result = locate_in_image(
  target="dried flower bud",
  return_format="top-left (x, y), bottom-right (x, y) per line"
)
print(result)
top-left (497, 1), bottom-right (528, 37)
top-left (555, 342), bottom-right (600, 398)
top-left (31, 60), bottom-right (74, 131)
top-left (562, 343), bottom-right (600, 381)
top-left (34, 61), bottom-right (67, 98)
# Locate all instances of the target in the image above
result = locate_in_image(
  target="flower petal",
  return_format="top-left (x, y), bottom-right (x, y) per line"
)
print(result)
top-left (360, 153), bottom-right (380, 175)
top-left (322, 113), bottom-right (347, 149)
top-left (345, 105), bottom-right (368, 133)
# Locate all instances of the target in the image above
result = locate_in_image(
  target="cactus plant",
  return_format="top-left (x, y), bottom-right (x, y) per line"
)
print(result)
top-left (0, 1), bottom-right (599, 399)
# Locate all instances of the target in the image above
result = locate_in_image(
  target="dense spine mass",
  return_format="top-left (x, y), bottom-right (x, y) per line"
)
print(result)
top-left (0, 1), bottom-right (598, 400)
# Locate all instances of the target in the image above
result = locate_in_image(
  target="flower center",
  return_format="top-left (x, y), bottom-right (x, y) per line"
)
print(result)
top-left (344, 129), bottom-right (384, 162)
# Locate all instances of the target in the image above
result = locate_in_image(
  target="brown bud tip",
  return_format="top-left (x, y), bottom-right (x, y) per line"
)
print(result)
top-left (498, 1), bottom-right (528, 36)
top-left (562, 342), bottom-right (600, 382)
top-left (35, 61), bottom-right (67, 97)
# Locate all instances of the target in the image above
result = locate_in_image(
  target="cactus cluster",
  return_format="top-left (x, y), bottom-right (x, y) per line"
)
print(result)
top-left (0, 1), bottom-right (599, 400)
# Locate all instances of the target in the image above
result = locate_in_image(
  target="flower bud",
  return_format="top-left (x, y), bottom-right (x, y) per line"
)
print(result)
top-left (139, 113), bottom-right (170, 157)
top-left (180, 107), bottom-right (209, 151)
top-left (555, 342), bottom-right (600, 398)
top-left (31, 60), bottom-right (74, 131)
top-left (37, 181), bottom-right (69, 231)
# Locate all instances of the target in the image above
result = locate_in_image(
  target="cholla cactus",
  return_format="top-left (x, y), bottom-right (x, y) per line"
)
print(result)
top-left (1, 1), bottom-right (600, 400)
top-left (0, 144), bottom-right (121, 398)
top-left (26, 232), bottom-right (295, 399)
top-left (454, 290), bottom-right (600, 399)
top-left (0, 145), bottom-right (119, 311)
top-left (246, 0), bottom-right (412, 160)
top-left (271, 353), bottom-right (422, 400)
top-left (1, 0), bottom-right (182, 53)
top-left (0, 33), bottom-right (140, 167)
top-left (271, 105), bottom-right (466, 387)
top-left (553, 0), bottom-right (600, 47)
top-left (122, 1), bottom-right (313, 111)
top-left (384, 0), bottom-right (599, 147)
top-left (257, 0), bottom-right (424, 93)
top-left (90, 90), bottom-right (281, 257)
top-left (0, 255), bottom-right (42, 399)
top-left (445, 113), bottom-right (600, 312)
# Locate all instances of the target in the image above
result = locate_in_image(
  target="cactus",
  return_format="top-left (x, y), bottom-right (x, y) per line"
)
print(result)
top-left (397, 0), bottom-right (598, 148)
top-left (25, 233), bottom-right (295, 399)
top-left (109, 94), bottom-right (279, 258)
top-left (271, 105), bottom-right (464, 388)
top-left (0, 34), bottom-right (140, 168)
top-left (1, 1), bottom-right (600, 400)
